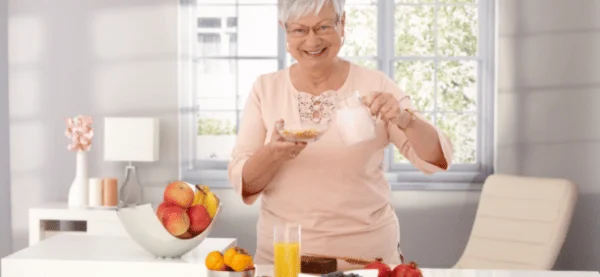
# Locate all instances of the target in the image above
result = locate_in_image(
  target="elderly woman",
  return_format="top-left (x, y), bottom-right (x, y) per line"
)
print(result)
top-left (228, 0), bottom-right (453, 267)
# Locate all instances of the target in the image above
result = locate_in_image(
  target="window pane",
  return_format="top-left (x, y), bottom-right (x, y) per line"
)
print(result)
top-left (197, 6), bottom-right (235, 56)
top-left (228, 33), bottom-right (237, 56)
top-left (198, 33), bottom-right (221, 56)
top-left (437, 60), bottom-right (477, 112)
top-left (196, 111), bottom-right (238, 160)
top-left (227, 17), bottom-right (238, 28)
top-left (395, 5), bottom-right (435, 56)
top-left (339, 5), bottom-right (377, 57)
top-left (438, 0), bottom-right (477, 3)
top-left (198, 18), bottom-right (221, 28)
top-left (438, 5), bottom-right (478, 56)
top-left (196, 59), bottom-right (278, 111)
top-left (393, 113), bottom-right (435, 163)
top-left (395, 0), bottom-right (435, 3)
top-left (196, 5), bottom-right (278, 57)
top-left (394, 61), bottom-right (435, 112)
top-left (436, 113), bottom-right (476, 164)
top-left (237, 59), bottom-right (279, 110)
top-left (237, 5), bottom-right (278, 56)
top-left (196, 60), bottom-right (236, 109)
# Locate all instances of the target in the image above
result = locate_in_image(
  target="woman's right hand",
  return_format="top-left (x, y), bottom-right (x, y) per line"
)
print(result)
top-left (267, 119), bottom-right (307, 161)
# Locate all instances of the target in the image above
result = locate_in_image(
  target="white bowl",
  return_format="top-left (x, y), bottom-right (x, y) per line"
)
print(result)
top-left (116, 202), bottom-right (221, 258)
top-left (207, 269), bottom-right (255, 277)
top-left (276, 121), bottom-right (329, 143)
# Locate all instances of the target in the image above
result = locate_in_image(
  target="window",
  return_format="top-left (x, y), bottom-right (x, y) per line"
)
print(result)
top-left (179, 0), bottom-right (495, 188)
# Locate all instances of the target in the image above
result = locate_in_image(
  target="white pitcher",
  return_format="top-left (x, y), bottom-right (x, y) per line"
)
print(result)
top-left (335, 91), bottom-right (376, 146)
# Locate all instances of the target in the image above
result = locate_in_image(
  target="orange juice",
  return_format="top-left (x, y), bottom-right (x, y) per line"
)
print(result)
top-left (274, 242), bottom-right (300, 277)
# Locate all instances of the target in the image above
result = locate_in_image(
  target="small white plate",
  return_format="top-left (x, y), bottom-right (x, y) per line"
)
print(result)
top-left (299, 269), bottom-right (378, 277)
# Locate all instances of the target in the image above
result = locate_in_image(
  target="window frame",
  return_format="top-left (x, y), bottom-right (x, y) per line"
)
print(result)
top-left (178, 0), bottom-right (496, 190)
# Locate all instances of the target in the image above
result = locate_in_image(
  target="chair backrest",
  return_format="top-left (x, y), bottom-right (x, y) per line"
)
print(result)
top-left (454, 174), bottom-right (578, 270)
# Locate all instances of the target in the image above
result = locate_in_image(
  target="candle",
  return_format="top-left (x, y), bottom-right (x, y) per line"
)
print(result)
top-left (102, 178), bottom-right (118, 207)
top-left (88, 178), bottom-right (103, 207)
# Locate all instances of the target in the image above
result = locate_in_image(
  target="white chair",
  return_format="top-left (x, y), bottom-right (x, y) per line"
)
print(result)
top-left (454, 174), bottom-right (578, 270)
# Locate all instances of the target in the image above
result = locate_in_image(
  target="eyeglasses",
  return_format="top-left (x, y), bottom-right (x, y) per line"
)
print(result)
top-left (285, 17), bottom-right (340, 38)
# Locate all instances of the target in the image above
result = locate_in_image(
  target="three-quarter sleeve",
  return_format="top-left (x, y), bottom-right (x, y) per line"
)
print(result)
top-left (382, 75), bottom-right (454, 174)
top-left (228, 77), bottom-right (266, 205)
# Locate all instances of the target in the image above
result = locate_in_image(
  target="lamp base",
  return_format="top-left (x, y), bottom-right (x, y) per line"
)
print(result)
top-left (118, 163), bottom-right (143, 208)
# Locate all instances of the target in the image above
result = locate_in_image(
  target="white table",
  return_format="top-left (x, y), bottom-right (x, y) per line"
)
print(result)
top-left (254, 265), bottom-right (600, 277)
top-left (3, 234), bottom-right (598, 277)
top-left (1, 234), bottom-right (237, 277)
top-left (29, 202), bottom-right (128, 246)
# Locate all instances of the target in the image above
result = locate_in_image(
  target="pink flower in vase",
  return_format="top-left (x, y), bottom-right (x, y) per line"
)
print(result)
top-left (65, 115), bottom-right (94, 152)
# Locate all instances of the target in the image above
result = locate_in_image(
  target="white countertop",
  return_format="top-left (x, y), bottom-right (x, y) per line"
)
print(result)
top-left (29, 202), bottom-right (120, 221)
top-left (1, 233), bottom-right (237, 277)
top-left (2, 233), bottom-right (598, 277)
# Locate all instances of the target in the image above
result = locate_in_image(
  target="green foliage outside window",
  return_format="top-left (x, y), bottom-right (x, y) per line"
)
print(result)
top-left (199, 2), bottom-right (480, 164)
top-left (197, 118), bottom-right (236, 136)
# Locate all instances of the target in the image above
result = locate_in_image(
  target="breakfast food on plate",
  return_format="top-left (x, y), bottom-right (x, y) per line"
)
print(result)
top-left (282, 128), bottom-right (321, 140)
top-left (301, 255), bottom-right (338, 274)
top-left (364, 259), bottom-right (422, 277)
top-left (365, 258), bottom-right (392, 277)
top-left (391, 262), bottom-right (422, 277)
top-left (322, 271), bottom-right (362, 277)
top-left (155, 181), bottom-right (220, 238)
top-left (206, 247), bottom-right (255, 272)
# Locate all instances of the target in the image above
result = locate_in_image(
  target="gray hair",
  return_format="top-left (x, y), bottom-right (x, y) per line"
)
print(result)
top-left (278, 0), bottom-right (346, 23)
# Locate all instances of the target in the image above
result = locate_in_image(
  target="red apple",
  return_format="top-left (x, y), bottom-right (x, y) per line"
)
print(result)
top-left (177, 231), bottom-right (194, 239)
top-left (391, 262), bottom-right (422, 277)
top-left (365, 258), bottom-right (392, 277)
top-left (187, 204), bottom-right (212, 234)
top-left (156, 202), bottom-right (174, 220)
top-left (164, 181), bottom-right (194, 209)
top-left (161, 206), bottom-right (190, 237)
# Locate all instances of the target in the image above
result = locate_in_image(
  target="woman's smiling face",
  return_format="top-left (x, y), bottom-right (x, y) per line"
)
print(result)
top-left (283, 1), bottom-right (345, 69)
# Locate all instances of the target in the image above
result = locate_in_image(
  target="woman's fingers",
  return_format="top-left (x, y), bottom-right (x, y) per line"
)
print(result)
top-left (271, 119), bottom-right (284, 140)
top-left (269, 119), bottom-right (309, 159)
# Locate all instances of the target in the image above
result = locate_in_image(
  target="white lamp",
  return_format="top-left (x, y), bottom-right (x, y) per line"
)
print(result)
top-left (104, 117), bottom-right (160, 207)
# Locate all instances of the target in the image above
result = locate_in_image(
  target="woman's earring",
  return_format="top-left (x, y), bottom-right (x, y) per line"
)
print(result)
top-left (286, 42), bottom-right (290, 52)
top-left (341, 36), bottom-right (345, 44)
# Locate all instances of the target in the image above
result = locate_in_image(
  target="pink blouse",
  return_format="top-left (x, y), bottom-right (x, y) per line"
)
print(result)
top-left (228, 63), bottom-right (453, 268)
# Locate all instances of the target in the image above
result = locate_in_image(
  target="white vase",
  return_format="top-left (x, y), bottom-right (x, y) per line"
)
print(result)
top-left (68, 151), bottom-right (89, 208)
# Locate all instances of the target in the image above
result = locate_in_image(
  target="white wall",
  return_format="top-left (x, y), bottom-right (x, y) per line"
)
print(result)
top-left (0, 0), bottom-right (13, 265)
top-left (7, 0), bottom-right (600, 272)
top-left (496, 0), bottom-right (600, 271)
top-left (8, 0), bottom-right (179, 249)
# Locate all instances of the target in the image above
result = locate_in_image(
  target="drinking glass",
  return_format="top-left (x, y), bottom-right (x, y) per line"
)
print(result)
top-left (335, 91), bottom-right (376, 146)
top-left (274, 223), bottom-right (301, 277)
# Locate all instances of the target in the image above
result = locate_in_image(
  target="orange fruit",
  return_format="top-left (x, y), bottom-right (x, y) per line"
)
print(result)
top-left (205, 251), bottom-right (225, 271)
top-left (223, 247), bottom-right (237, 266)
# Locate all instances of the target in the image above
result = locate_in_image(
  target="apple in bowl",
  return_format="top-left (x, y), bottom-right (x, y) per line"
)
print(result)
top-left (116, 181), bottom-right (221, 258)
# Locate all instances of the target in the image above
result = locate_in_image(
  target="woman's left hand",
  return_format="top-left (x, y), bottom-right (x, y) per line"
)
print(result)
top-left (361, 92), bottom-right (402, 125)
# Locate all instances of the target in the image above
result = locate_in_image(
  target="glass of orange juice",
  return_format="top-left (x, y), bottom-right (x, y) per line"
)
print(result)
top-left (274, 222), bottom-right (301, 277)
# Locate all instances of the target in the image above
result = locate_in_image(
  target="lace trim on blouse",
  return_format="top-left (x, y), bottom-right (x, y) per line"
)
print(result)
top-left (297, 91), bottom-right (337, 124)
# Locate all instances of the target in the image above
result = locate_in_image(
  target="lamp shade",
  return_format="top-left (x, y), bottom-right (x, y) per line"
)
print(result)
top-left (103, 117), bottom-right (160, 162)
